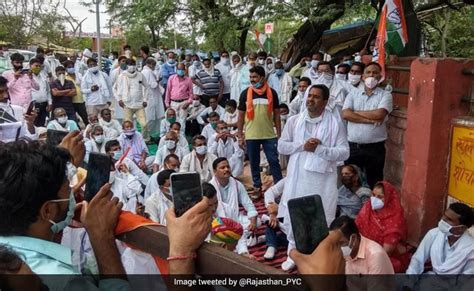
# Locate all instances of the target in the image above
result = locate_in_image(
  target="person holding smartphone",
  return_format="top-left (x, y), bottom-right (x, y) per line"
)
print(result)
top-left (1, 53), bottom-right (39, 110)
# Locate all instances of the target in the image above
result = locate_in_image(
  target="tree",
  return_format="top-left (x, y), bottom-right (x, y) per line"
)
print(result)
top-left (37, 13), bottom-right (65, 47)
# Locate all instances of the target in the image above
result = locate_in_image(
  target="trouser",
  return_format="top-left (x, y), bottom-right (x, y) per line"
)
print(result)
top-left (170, 100), bottom-right (188, 111)
top-left (218, 93), bottom-right (230, 107)
top-left (246, 138), bottom-right (283, 189)
top-left (185, 119), bottom-right (201, 138)
top-left (86, 104), bottom-right (108, 117)
top-left (73, 102), bottom-right (89, 126)
top-left (345, 141), bottom-right (386, 188)
top-left (124, 107), bottom-right (149, 141)
top-left (34, 101), bottom-right (49, 127)
top-left (265, 218), bottom-right (288, 248)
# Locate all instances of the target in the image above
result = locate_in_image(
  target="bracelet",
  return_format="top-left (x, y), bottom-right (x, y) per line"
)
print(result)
top-left (167, 252), bottom-right (197, 261)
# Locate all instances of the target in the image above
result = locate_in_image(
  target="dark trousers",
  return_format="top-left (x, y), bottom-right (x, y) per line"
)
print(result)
top-left (185, 119), bottom-right (201, 138)
top-left (219, 93), bottom-right (230, 107)
top-left (200, 95), bottom-right (218, 107)
top-left (34, 101), bottom-right (49, 127)
top-left (265, 218), bottom-right (288, 248)
top-left (345, 141), bottom-right (386, 188)
top-left (246, 138), bottom-right (283, 189)
top-left (73, 102), bottom-right (89, 126)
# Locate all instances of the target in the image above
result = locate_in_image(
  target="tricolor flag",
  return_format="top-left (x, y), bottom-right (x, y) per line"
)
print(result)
top-left (253, 30), bottom-right (271, 51)
top-left (375, 0), bottom-right (409, 78)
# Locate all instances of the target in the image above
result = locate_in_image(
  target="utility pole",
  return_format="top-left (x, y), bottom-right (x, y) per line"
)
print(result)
top-left (94, 0), bottom-right (102, 66)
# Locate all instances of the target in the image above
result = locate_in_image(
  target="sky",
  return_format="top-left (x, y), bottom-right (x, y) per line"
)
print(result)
top-left (62, 0), bottom-right (111, 33)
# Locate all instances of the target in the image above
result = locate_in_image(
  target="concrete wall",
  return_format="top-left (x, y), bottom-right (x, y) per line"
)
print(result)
top-left (384, 109), bottom-right (407, 191)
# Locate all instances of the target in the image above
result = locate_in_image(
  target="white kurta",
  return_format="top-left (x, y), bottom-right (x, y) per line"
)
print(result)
top-left (277, 110), bottom-right (349, 253)
top-left (142, 66), bottom-right (165, 135)
top-left (208, 137), bottom-right (244, 177)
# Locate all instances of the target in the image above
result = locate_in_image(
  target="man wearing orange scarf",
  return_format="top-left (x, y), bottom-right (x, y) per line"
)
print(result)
top-left (237, 65), bottom-right (282, 197)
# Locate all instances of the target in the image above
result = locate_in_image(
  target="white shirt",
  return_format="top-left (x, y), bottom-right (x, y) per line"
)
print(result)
top-left (263, 177), bottom-right (286, 207)
top-left (215, 62), bottom-right (231, 94)
top-left (201, 123), bottom-right (216, 143)
top-left (180, 151), bottom-right (217, 182)
top-left (31, 72), bottom-right (52, 104)
top-left (145, 189), bottom-right (173, 225)
top-left (115, 71), bottom-right (149, 109)
top-left (153, 145), bottom-right (187, 167)
top-left (0, 103), bottom-right (37, 142)
top-left (197, 106), bottom-right (226, 125)
top-left (81, 71), bottom-right (113, 106)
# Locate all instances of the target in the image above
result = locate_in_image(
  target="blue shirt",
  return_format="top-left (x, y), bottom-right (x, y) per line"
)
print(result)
top-left (0, 236), bottom-right (130, 291)
top-left (160, 62), bottom-right (177, 86)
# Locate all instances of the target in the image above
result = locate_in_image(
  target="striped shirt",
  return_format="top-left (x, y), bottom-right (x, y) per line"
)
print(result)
top-left (194, 69), bottom-right (222, 96)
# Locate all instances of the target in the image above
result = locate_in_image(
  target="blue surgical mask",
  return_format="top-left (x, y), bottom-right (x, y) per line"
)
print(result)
top-left (177, 69), bottom-right (185, 77)
top-left (168, 60), bottom-right (176, 65)
top-left (370, 196), bottom-right (384, 210)
top-left (49, 190), bottom-right (76, 234)
top-left (66, 68), bottom-right (75, 74)
top-left (275, 69), bottom-right (284, 77)
top-left (253, 81), bottom-right (263, 89)
top-left (113, 150), bottom-right (122, 160)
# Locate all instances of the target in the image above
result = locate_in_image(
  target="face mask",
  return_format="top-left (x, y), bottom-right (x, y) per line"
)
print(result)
top-left (127, 65), bottom-right (136, 73)
top-left (222, 58), bottom-right (230, 65)
top-left (340, 235), bottom-right (353, 257)
top-left (370, 196), bottom-right (384, 210)
top-left (364, 76), bottom-right (379, 89)
top-left (341, 176), bottom-right (353, 188)
top-left (267, 63), bottom-right (274, 70)
top-left (210, 122), bottom-right (217, 129)
top-left (124, 50), bottom-right (132, 58)
top-left (113, 150), bottom-right (122, 160)
top-left (335, 73), bottom-right (347, 80)
top-left (89, 66), bottom-right (99, 74)
top-left (165, 140), bottom-right (176, 150)
top-left (281, 114), bottom-right (288, 122)
top-left (94, 134), bottom-right (104, 144)
top-left (257, 59), bottom-right (265, 65)
top-left (32, 67), bottom-right (41, 75)
top-left (66, 162), bottom-right (78, 183)
top-left (167, 117), bottom-right (176, 124)
top-left (305, 61), bottom-right (311, 68)
top-left (177, 69), bottom-right (185, 77)
top-left (193, 61), bottom-right (201, 68)
top-left (311, 60), bottom-right (319, 68)
top-left (124, 129), bottom-right (136, 137)
top-left (66, 67), bottom-right (75, 74)
top-left (46, 55), bottom-right (55, 60)
top-left (168, 60), bottom-right (176, 65)
top-left (49, 190), bottom-right (76, 234)
top-left (253, 80), bottom-right (263, 89)
top-left (354, 55), bottom-right (362, 62)
top-left (193, 100), bottom-right (200, 107)
top-left (348, 73), bottom-right (361, 85)
top-left (120, 63), bottom-right (127, 70)
top-left (248, 60), bottom-right (256, 67)
top-left (58, 74), bottom-right (65, 86)
top-left (275, 69), bottom-right (284, 77)
top-left (195, 145), bottom-right (207, 155)
top-left (438, 219), bottom-right (453, 235)
top-left (57, 116), bottom-right (68, 124)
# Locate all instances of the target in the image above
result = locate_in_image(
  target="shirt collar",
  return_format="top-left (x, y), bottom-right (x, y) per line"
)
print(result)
top-left (0, 236), bottom-right (73, 266)
top-left (347, 235), bottom-right (367, 261)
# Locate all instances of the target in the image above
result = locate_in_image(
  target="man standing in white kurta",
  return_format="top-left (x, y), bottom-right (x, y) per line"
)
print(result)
top-left (277, 84), bottom-right (350, 271)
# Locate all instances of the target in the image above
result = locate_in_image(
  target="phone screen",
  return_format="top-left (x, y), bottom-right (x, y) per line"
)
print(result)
top-left (46, 129), bottom-right (68, 146)
top-left (288, 194), bottom-right (329, 254)
top-left (84, 153), bottom-right (111, 202)
top-left (171, 172), bottom-right (202, 217)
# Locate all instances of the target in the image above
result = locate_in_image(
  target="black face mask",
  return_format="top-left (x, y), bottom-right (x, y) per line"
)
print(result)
top-left (341, 176), bottom-right (354, 188)
top-left (13, 65), bottom-right (23, 71)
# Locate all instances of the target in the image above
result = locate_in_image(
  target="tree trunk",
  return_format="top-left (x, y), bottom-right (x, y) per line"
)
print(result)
top-left (149, 25), bottom-right (158, 48)
top-left (239, 28), bottom-right (249, 56)
top-left (441, 10), bottom-right (450, 57)
top-left (280, 2), bottom-right (345, 67)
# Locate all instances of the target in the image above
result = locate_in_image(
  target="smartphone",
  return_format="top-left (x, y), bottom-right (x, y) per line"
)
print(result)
top-left (288, 194), bottom-right (329, 255)
top-left (26, 101), bottom-right (36, 115)
top-left (84, 153), bottom-right (111, 202)
top-left (21, 68), bottom-right (29, 74)
top-left (170, 172), bottom-right (203, 217)
top-left (46, 129), bottom-right (68, 146)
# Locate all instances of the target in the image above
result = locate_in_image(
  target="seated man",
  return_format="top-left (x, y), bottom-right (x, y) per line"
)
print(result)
top-left (144, 169), bottom-right (175, 224)
top-left (117, 120), bottom-right (154, 172)
top-left (47, 107), bottom-right (79, 132)
top-left (180, 135), bottom-right (217, 182)
top-left (144, 154), bottom-right (180, 200)
top-left (331, 215), bottom-right (394, 274)
top-left (105, 139), bottom-right (149, 187)
top-left (153, 131), bottom-right (187, 173)
top-left (201, 111), bottom-right (220, 144)
top-left (99, 108), bottom-right (123, 139)
top-left (84, 124), bottom-right (107, 163)
top-left (157, 121), bottom-right (189, 155)
top-left (183, 97), bottom-right (206, 138)
top-left (0, 139), bottom-right (130, 290)
top-left (160, 108), bottom-right (185, 138)
top-left (208, 120), bottom-right (244, 177)
top-left (209, 158), bottom-right (258, 259)
top-left (196, 96), bottom-right (225, 126)
top-left (337, 164), bottom-right (372, 218)
top-left (84, 113), bottom-right (99, 139)
top-left (406, 202), bottom-right (474, 275)
top-left (223, 99), bottom-right (238, 133)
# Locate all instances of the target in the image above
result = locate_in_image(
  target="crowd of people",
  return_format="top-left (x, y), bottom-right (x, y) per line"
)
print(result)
top-left (0, 43), bottom-right (472, 290)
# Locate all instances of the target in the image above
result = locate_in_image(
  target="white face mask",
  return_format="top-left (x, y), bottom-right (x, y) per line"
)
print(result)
top-left (195, 145), bottom-right (207, 155)
top-left (364, 76), bottom-right (379, 89)
top-left (315, 72), bottom-right (333, 87)
top-left (335, 73), bottom-right (347, 80)
top-left (165, 140), bottom-right (176, 150)
top-left (311, 60), bottom-right (319, 68)
top-left (94, 134), bottom-right (104, 144)
top-left (370, 196), bottom-right (384, 210)
top-left (58, 74), bottom-right (65, 86)
top-left (340, 235), bottom-right (353, 257)
top-left (57, 116), bottom-right (68, 124)
top-left (89, 66), bottom-right (99, 74)
top-left (267, 63), bottom-right (273, 70)
top-left (438, 219), bottom-right (452, 235)
top-left (193, 100), bottom-right (200, 107)
top-left (127, 65), bottom-right (136, 73)
top-left (348, 73), bottom-right (361, 85)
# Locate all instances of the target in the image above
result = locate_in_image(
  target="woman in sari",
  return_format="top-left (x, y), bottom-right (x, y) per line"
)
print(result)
top-left (355, 181), bottom-right (412, 272)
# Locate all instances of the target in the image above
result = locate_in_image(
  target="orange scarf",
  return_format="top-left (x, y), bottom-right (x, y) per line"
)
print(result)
top-left (246, 82), bottom-right (273, 120)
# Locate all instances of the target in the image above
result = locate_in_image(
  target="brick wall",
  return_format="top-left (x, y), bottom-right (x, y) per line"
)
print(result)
top-left (384, 109), bottom-right (407, 190)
